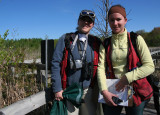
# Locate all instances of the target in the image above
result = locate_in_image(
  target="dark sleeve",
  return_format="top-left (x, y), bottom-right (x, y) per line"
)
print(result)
top-left (51, 34), bottom-right (66, 93)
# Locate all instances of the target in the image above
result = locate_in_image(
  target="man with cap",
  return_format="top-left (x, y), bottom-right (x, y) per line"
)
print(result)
top-left (51, 10), bottom-right (101, 115)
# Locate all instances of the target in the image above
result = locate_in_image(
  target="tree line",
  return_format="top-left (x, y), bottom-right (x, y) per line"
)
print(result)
top-left (4, 37), bottom-right (42, 51)
top-left (1, 27), bottom-right (160, 54)
top-left (136, 27), bottom-right (160, 47)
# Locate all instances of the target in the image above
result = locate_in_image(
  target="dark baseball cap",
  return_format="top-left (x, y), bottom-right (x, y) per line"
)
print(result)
top-left (79, 10), bottom-right (95, 22)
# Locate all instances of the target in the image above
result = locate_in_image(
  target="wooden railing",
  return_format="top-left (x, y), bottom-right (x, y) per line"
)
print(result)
top-left (0, 47), bottom-right (160, 115)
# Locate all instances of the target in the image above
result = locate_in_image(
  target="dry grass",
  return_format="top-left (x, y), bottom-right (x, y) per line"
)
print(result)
top-left (0, 66), bottom-right (45, 108)
top-left (24, 49), bottom-right (41, 60)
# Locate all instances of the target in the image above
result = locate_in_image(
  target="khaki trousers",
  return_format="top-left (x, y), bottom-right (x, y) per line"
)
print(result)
top-left (67, 88), bottom-right (97, 115)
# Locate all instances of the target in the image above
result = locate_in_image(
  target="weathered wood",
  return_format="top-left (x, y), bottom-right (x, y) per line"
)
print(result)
top-left (0, 91), bottom-right (45, 115)
top-left (155, 67), bottom-right (160, 70)
top-left (9, 63), bottom-right (46, 70)
top-left (151, 50), bottom-right (160, 55)
top-left (152, 55), bottom-right (160, 59)
top-left (0, 88), bottom-right (53, 115)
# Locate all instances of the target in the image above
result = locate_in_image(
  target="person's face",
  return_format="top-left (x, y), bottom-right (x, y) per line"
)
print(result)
top-left (109, 13), bottom-right (127, 34)
top-left (78, 17), bottom-right (94, 34)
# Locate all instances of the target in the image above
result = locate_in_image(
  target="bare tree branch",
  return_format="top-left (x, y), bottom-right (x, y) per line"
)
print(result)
top-left (92, 0), bottom-right (112, 38)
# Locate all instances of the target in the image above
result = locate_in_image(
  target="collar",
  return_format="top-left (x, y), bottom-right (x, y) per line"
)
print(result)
top-left (112, 28), bottom-right (127, 40)
top-left (78, 33), bottom-right (88, 42)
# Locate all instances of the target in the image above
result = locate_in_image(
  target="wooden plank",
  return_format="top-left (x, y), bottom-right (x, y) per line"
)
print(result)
top-left (0, 88), bottom-right (53, 115)
top-left (9, 63), bottom-right (46, 70)
top-left (19, 63), bottom-right (46, 70)
top-left (151, 50), bottom-right (160, 55)
top-left (152, 55), bottom-right (160, 59)
top-left (155, 67), bottom-right (160, 70)
top-left (0, 91), bottom-right (45, 115)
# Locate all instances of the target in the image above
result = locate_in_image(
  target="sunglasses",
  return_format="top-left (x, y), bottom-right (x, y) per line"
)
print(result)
top-left (79, 18), bottom-right (93, 23)
top-left (80, 11), bottom-right (95, 17)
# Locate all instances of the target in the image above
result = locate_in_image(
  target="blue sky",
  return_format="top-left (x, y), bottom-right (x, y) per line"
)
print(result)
top-left (0, 0), bottom-right (160, 40)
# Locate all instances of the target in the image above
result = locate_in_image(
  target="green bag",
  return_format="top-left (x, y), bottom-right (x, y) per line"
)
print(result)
top-left (50, 100), bottom-right (67, 115)
top-left (50, 83), bottom-right (83, 115)
top-left (62, 83), bottom-right (83, 108)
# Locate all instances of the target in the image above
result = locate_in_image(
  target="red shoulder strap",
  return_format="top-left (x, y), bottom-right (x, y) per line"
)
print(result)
top-left (61, 33), bottom-right (73, 89)
top-left (60, 47), bottom-right (68, 89)
top-left (90, 36), bottom-right (100, 87)
top-left (104, 37), bottom-right (115, 79)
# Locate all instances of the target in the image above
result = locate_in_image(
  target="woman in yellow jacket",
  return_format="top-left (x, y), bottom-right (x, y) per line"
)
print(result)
top-left (97, 4), bottom-right (155, 115)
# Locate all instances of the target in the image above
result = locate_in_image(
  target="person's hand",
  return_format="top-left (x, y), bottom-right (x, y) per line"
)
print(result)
top-left (101, 90), bottom-right (118, 106)
top-left (54, 90), bottom-right (63, 101)
top-left (115, 75), bottom-right (129, 92)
